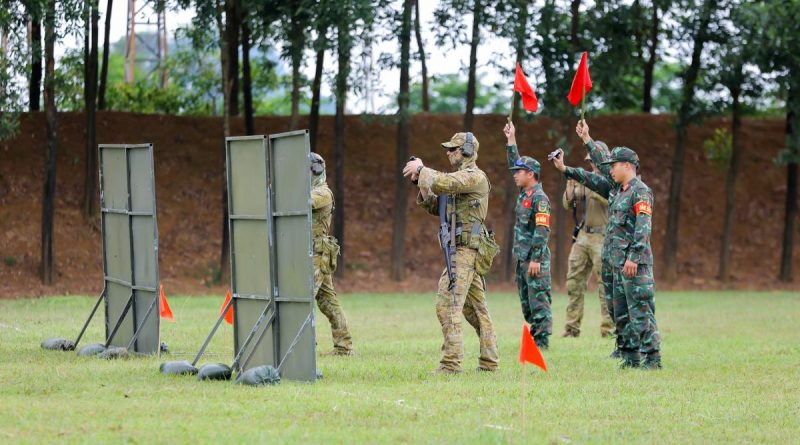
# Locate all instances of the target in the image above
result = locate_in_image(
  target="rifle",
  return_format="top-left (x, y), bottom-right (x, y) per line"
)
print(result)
top-left (570, 181), bottom-right (586, 243)
top-left (438, 194), bottom-right (456, 294)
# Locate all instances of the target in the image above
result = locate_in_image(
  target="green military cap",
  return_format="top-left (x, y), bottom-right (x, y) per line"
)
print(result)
top-left (441, 132), bottom-right (480, 153)
top-left (601, 146), bottom-right (639, 167)
top-left (510, 156), bottom-right (541, 175)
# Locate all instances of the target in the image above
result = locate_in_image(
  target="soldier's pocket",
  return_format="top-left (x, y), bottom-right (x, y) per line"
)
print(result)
top-left (319, 236), bottom-right (340, 274)
top-left (474, 231), bottom-right (500, 276)
top-left (629, 265), bottom-right (654, 300)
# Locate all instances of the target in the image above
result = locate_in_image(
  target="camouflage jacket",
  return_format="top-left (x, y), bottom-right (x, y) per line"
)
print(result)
top-left (416, 159), bottom-right (490, 244)
top-left (311, 183), bottom-right (334, 239)
top-left (564, 141), bottom-right (654, 267)
top-left (506, 145), bottom-right (551, 265)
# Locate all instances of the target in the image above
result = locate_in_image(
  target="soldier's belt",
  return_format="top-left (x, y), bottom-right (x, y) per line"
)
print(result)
top-left (584, 226), bottom-right (604, 234)
top-left (455, 222), bottom-right (484, 247)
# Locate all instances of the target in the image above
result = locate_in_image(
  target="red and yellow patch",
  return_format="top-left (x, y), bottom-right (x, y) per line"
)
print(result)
top-left (535, 212), bottom-right (550, 227)
top-left (522, 199), bottom-right (532, 209)
top-left (634, 201), bottom-right (652, 216)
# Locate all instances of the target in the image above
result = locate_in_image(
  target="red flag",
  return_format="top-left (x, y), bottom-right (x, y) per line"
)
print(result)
top-left (519, 325), bottom-right (547, 371)
top-left (567, 52), bottom-right (592, 106)
top-left (159, 284), bottom-right (174, 322)
top-left (513, 63), bottom-right (538, 112)
top-left (219, 290), bottom-right (234, 325)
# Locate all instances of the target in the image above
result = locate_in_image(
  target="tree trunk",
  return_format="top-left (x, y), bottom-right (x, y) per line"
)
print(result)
top-left (83, 1), bottom-right (100, 220)
top-left (98, 0), bottom-right (112, 110)
top-left (502, 0), bottom-right (529, 281)
top-left (41, 0), bottom-right (57, 285)
top-left (333, 26), bottom-right (350, 279)
top-left (309, 25), bottom-right (326, 153)
top-left (241, 6), bottom-right (254, 135)
top-left (413, 0), bottom-right (429, 112)
top-left (216, 0), bottom-right (232, 283)
top-left (662, 0), bottom-right (716, 283)
top-left (718, 65), bottom-right (742, 284)
top-left (224, 0), bottom-right (240, 117)
top-left (289, 0), bottom-right (305, 130)
top-left (570, 0), bottom-right (581, 48)
top-left (780, 83), bottom-right (799, 282)
top-left (390, 0), bottom-right (413, 281)
top-left (642, 1), bottom-right (659, 113)
top-left (463, 0), bottom-right (481, 131)
top-left (28, 7), bottom-right (42, 112)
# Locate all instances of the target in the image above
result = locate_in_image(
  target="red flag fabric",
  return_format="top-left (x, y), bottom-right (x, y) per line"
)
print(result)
top-left (159, 284), bottom-right (174, 322)
top-left (513, 63), bottom-right (538, 112)
top-left (519, 324), bottom-right (547, 371)
top-left (567, 52), bottom-right (593, 106)
top-left (220, 290), bottom-right (234, 325)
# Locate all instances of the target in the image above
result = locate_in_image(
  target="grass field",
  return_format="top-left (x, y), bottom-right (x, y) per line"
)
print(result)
top-left (1, 291), bottom-right (798, 444)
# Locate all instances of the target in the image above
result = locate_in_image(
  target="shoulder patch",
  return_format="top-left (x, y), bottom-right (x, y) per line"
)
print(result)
top-left (534, 212), bottom-right (550, 227)
top-left (537, 200), bottom-right (548, 212)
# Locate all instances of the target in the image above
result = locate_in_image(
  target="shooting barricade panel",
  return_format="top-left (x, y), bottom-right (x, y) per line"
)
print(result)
top-left (99, 144), bottom-right (160, 354)
top-left (226, 131), bottom-right (316, 381)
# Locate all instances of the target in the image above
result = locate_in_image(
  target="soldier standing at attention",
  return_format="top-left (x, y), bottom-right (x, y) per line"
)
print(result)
top-left (309, 153), bottom-right (354, 356)
top-left (503, 121), bottom-right (552, 350)
top-left (550, 120), bottom-right (662, 369)
top-left (562, 153), bottom-right (614, 339)
top-left (402, 132), bottom-right (500, 374)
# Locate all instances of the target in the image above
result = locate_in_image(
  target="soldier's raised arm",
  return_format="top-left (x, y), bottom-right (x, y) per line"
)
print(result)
top-left (503, 121), bottom-right (522, 171)
top-left (576, 120), bottom-right (612, 179)
top-left (417, 168), bottom-right (487, 195)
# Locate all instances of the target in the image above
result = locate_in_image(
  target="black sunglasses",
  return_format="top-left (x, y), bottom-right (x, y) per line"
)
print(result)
top-left (447, 146), bottom-right (460, 152)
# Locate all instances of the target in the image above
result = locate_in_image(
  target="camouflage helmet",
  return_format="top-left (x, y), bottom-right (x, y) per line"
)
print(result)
top-left (509, 156), bottom-right (541, 175)
top-left (601, 146), bottom-right (639, 167)
top-left (441, 132), bottom-right (480, 156)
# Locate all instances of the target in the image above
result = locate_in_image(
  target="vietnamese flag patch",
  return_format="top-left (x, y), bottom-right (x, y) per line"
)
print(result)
top-left (523, 199), bottom-right (532, 209)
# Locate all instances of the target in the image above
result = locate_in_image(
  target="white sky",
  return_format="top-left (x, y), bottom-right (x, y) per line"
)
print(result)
top-left (56, 1), bottom-right (519, 114)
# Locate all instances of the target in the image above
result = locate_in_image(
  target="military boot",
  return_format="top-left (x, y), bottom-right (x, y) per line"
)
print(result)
top-left (641, 355), bottom-right (662, 370)
top-left (618, 350), bottom-right (641, 369)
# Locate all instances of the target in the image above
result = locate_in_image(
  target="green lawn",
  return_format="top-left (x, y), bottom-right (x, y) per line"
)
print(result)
top-left (1, 291), bottom-right (798, 444)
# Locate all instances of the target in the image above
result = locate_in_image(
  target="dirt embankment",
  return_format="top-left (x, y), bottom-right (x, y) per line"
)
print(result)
top-left (0, 112), bottom-right (797, 297)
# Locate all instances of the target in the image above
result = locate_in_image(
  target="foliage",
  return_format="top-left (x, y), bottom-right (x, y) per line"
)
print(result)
top-left (408, 73), bottom-right (508, 114)
top-left (702, 127), bottom-right (732, 171)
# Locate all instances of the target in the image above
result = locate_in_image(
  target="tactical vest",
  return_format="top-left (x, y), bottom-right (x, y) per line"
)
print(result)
top-left (447, 166), bottom-right (491, 247)
top-left (312, 185), bottom-right (333, 240)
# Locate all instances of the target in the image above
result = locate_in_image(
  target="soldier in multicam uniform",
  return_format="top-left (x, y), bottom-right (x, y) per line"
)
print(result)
top-left (562, 153), bottom-right (614, 339)
top-left (309, 153), bottom-right (354, 356)
top-left (503, 122), bottom-right (552, 350)
top-left (403, 132), bottom-right (499, 374)
top-left (550, 120), bottom-right (662, 369)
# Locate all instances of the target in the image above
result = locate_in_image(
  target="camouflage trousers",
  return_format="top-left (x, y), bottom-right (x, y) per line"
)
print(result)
top-left (565, 232), bottom-right (614, 336)
top-left (602, 259), bottom-right (661, 360)
top-left (515, 260), bottom-right (552, 345)
top-left (435, 247), bottom-right (499, 372)
top-left (314, 254), bottom-right (353, 353)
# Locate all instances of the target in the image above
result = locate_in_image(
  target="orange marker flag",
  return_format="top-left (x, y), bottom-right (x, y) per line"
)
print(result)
top-left (519, 324), bottom-right (547, 371)
top-left (219, 290), bottom-right (234, 325)
top-left (159, 284), bottom-right (174, 322)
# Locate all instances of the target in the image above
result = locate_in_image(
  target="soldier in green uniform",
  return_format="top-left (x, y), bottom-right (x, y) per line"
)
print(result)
top-left (503, 122), bottom-right (552, 350)
top-left (550, 121), bottom-right (662, 369)
top-left (562, 153), bottom-right (614, 338)
top-left (403, 133), bottom-right (500, 374)
top-left (309, 153), bottom-right (354, 356)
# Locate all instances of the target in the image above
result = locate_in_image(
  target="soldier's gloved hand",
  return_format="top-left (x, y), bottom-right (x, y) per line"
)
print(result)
top-left (527, 261), bottom-right (541, 277)
top-left (623, 260), bottom-right (638, 278)
top-left (403, 158), bottom-right (424, 179)
top-left (504, 121), bottom-right (516, 146)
